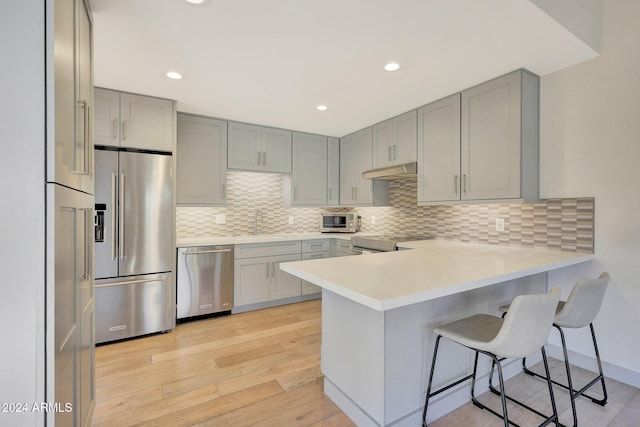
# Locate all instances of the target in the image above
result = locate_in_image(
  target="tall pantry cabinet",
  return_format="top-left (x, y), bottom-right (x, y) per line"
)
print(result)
top-left (47, 0), bottom-right (96, 425)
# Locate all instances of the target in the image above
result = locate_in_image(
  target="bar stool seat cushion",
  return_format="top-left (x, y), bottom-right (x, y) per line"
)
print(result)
top-left (436, 289), bottom-right (560, 359)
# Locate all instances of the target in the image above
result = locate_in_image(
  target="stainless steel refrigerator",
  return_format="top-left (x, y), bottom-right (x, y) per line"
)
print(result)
top-left (94, 147), bottom-right (174, 343)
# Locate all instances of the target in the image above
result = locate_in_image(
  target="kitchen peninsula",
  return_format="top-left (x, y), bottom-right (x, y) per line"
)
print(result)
top-left (280, 240), bottom-right (594, 427)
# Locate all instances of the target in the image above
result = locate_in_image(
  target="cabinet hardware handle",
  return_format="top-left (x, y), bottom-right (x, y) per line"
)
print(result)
top-left (388, 146), bottom-right (392, 161)
top-left (355, 187), bottom-right (358, 200)
top-left (184, 249), bottom-right (232, 255)
top-left (463, 174), bottom-right (467, 193)
top-left (95, 276), bottom-right (166, 288)
top-left (111, 173), bottom-right (117, 260)
top-left (309, 253), bottom-right (324, 258)
top-left (119, 173), bottom-right (125, 259)
top-left (122, 120), bottom-right (127, 140)
top-left (71, 100), bottom-right (89, 175)
top-left (257, 151), bottom-right (262, 165)
top-left (112, 119), bottom-right (118, 139)
top-left (454, 175), bottom-right (458, 194)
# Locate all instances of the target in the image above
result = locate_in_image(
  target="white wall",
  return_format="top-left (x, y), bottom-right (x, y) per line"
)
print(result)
top-left (541, 0), bottom-right (640, 382)
top-left (0, 1), bottom-right (46, 425)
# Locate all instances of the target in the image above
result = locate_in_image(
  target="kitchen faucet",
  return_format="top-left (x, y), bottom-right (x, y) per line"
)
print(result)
top-left (253, 209), bottom-right (263, 235)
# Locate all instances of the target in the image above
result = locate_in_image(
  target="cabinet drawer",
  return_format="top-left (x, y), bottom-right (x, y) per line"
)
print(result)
top-left (302, 239), bottom-right (330, 253)
top-left (302, 250), bottom-right (330, 260)
top-left (335, 239), bottom-right (353, 252)
top-left (235, 240), bottom-right (301, 259)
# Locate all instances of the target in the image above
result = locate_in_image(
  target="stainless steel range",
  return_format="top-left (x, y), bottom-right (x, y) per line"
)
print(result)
top-left (350, 234), bottom-right (431, 254)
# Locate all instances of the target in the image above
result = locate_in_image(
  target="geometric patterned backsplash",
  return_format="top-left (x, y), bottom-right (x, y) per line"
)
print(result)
top-left (177, 171), bottom-right (594, 253)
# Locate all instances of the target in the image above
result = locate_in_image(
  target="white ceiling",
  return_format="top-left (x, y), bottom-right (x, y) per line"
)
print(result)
top-left (89, 0), bottom-right (598, 137)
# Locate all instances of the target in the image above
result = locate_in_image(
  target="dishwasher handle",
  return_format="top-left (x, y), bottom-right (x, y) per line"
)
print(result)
top-left (183, 249), bottom-right (232, 255)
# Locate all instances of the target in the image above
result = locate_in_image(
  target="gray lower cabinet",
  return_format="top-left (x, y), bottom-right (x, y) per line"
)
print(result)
top-left (301, 239), bottom-right (331, 295)
top-left (176, 113), bottom-right (227, 205)
top-left (234, 241), bottom-right (302, 308)
top-left (332, 239), bottom-right (354, 257)
top-left (48, 183), bottom-right (94, 427)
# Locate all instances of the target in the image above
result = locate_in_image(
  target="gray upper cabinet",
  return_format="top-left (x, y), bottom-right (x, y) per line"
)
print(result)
top-left (340, 128), bottom-right (388, 206)
top-left (417, 94), bottom-right (461, 203)
top-left (48, 0), bottom-right (94, 195)
top-left (176, 113), bottom-right (227, 206)
top-left (372, 110), bottom-right (417, 169)
top-left (292, 132), bottom-right (328, 206)
top-left (327, 137), bottom-right (340, 206)
top-left (418, 69), bottom-right (539, 204)
top-left (94, 88), bottom-right (174, 152)
top-left (461, 70), bottom-right (538, 202)
top-left (227, 122), bottom-right (292, 173)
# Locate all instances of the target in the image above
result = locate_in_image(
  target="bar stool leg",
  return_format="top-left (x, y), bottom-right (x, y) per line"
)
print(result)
top-left (422, 335), bottom-right (442, 427)
top-left (471, 352), bottom-right (509, 427)
top-left (522, 324), bottom-right (608, 427)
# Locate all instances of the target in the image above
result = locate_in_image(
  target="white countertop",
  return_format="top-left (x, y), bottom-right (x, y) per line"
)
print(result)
top-left (280, 240), bottom-right (595, 311)
top-left (176, 232), bottom-right (353, 247)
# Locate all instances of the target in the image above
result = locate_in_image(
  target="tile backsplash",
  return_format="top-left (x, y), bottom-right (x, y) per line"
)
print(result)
top-left (177, 172), bottom-right (594, 253)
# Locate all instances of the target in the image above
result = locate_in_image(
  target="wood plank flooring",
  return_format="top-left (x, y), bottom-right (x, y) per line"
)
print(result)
top-left (93, 299), bottom-right (639, 426)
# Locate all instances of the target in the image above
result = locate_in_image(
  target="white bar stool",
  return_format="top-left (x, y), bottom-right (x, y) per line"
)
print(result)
top-left (422, 288), bottom-right (561, 427)
top-left (496, 272), bottom-right (610, 427)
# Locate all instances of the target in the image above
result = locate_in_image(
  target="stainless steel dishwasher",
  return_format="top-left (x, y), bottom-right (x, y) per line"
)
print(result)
top-left (177, 245), bottom-right (234, 320)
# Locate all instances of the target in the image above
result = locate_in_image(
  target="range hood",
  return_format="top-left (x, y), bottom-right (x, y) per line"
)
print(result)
top-left (361, 162), bottom-right (417, 180)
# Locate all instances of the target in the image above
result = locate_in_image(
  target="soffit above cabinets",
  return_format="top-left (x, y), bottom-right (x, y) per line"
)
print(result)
top-left (89, 0), bottom-right (600, 138)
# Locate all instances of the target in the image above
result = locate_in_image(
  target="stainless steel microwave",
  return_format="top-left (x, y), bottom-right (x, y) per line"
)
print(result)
top-left (321, 212), bottom-right (360, 233)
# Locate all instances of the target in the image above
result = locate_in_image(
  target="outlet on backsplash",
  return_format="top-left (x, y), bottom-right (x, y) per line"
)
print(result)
top-left (371, 216), bottom-right (376, 225)
top-left (495, 218), bottom-right (505, 232)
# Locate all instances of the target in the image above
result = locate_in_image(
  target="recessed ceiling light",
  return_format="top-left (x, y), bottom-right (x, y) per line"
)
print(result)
top-left (316, 105), bottom-right (328, 111)
top-left (166, 71), bottom-right (183, 80)
top-left (384, 62), bottom-right (401, 72)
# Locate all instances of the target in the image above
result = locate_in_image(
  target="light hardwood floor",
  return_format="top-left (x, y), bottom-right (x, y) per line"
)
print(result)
top-left (93, 299), bottom-right (639, 426)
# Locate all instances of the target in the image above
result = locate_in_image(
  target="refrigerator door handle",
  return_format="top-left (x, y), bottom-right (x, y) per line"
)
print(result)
top-left (119, 172), bottom-right (125, 260)
top-left (95, 276), bottom-right (167, 288)
top-left (111, 172), bottom-right (117, 260)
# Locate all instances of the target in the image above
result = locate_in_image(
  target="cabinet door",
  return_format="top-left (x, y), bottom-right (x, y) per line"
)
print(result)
top-left (76, 0), bottom-right (93, 195)
top-left (94, 88), bottom-right (120, 147)
top-left (339, 134), bottom-right (356, 205)
top-left (461, 72), bottom-right (521, 200)
top-left (227, 122), bottom-right (261, 171)
top-left (261, 127), bottom-right (292, 173)
top-left (372, 118), bottom-right (393, 169)
top-left (49, 0), bottom-right (78, 191)
top-left (301, 251), bottom-right (328, 295)
top-left (327, 137), bottom-right (340, 205)
top-left (354, 128), bottom-right (374, 205)
top-left (49, 184), bottom-right (94, 427)
top-left (417, 94), bottom-right (461, 203)
top-left (394, 110), bottom-right (417, 165)
top-left (292, 132), bottom-right (327, 205)
top-left (270, 254), bottom-right (302, 300)
top-left (120, 93), bottom-right (174, 152)
top-left (234, 258), bottom-right (270, 306)
top-left (177, 114), bottom-right (227, 205)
